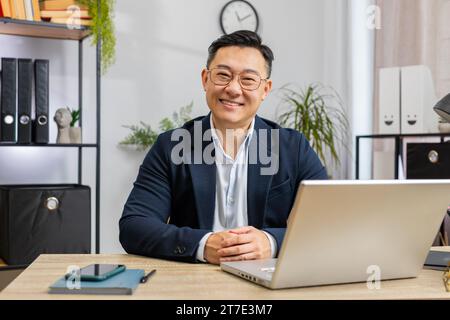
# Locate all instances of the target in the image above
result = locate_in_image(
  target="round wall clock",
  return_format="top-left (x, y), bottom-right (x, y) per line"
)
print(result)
top-left (220, 0), bottom-right (259, 35)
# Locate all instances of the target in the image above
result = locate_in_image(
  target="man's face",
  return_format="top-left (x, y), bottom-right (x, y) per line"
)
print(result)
top-left (201, 46), bottom-right (272, 129)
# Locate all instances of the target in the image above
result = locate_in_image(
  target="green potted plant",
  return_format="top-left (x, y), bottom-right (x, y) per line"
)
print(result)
top-left (119, 102), bottom-right (193, 151)
top-left (78, 0), bottom-right (116, 74)
top-left (70, 109), bottom-right (81, 127)
top-left (69, 108), bottom-right (82, 143)
top-left (277, 83), bottom-right (350, 170)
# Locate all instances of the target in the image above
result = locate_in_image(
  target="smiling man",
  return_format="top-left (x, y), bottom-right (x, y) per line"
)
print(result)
top-left (119, 30), bottom-right (327, 264)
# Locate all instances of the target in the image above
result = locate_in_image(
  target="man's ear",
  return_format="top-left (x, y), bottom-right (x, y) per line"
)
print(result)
top-left (201, 68), bottom-right (209, 91)
top-left (261, 79), bottom-right (273, 101)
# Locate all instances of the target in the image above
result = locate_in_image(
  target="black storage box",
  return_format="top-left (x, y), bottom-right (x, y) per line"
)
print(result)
top-left (0, 184), bottom-right (91, 265)
top-left (407, 142), bottom-right (450, 179)
top-left (406, 142), bottom-right (450, 246)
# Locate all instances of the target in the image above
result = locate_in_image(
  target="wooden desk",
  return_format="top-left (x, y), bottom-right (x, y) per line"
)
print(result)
top-left (1, 248), bottom-right (449, 300)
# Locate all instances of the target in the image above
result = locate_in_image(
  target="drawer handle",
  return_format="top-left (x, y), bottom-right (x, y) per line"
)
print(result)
top-left (428, 150), bottom-right (439, 164)
top-left (45, 197), bottom-right (60, 211)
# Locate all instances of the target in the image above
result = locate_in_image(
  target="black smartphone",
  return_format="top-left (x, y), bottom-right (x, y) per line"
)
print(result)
top-left (65, 264), bottom-right (126, 281)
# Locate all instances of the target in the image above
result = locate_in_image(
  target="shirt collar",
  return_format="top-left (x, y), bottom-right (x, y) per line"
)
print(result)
top-left (210, 115), bottom-right (255, 143)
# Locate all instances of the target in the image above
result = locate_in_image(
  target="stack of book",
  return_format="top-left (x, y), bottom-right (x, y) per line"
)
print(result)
top-left (0, 0), bottom-right (41, 21)
top-left (40, 0), bottom-right (92, 26)
top-left (0, 0), bottom-right (92, 26)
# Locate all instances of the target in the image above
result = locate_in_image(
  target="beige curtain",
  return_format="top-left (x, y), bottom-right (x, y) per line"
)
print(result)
top-left (375, 0), bottom-right (450, 113)
top-left (374, 0), bottom-right (450, 161)
top-left (374, 0), bottom-right (450, 246)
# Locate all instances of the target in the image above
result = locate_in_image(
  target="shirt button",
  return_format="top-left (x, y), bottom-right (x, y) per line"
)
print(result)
top-left (228, 197), bottom-right (234, 204)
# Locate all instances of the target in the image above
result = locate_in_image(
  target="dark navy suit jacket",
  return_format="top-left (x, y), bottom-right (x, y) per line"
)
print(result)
top-left (119, 113), bottom-right (327, 262)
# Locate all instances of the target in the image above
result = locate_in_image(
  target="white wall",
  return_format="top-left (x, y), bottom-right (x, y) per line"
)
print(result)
top-left (0, 0), bottom-right (352, 253)
top-left (349, 0), bottom-right (375, 179)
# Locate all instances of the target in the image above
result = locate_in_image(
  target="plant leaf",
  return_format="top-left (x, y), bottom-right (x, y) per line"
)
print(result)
top-left (119, 102), bottom-right (193, 150)
top-left (276, 83), bottom-right (350, 169)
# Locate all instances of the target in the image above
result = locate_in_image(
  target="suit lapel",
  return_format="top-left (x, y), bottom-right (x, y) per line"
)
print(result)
top-left (188, 114), bottom-right (216, 229)
top-left (247, 116), bottom-right (274, 228)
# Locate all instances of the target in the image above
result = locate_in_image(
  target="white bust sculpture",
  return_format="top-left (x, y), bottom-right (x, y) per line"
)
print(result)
top-left (54, 108), bottom-right (72, 144)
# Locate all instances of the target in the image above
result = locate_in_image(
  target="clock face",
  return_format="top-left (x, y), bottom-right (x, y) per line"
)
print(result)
top-left (220, 0), bottom-right (259, 35)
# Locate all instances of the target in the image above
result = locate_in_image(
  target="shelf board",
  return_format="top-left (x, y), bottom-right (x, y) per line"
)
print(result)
top-left (0, 18), bottom-right (91, 41)
top-left (0, 143), bottom-right (97, 148)
top-left (357, 133), bottom-right (450, 139)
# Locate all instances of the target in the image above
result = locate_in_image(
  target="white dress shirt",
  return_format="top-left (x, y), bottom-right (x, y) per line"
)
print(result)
top-left (195, 116), bottom-right (277, 262)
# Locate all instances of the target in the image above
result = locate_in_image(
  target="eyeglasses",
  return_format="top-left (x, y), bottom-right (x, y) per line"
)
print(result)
top-left (208, 68), bottom-right (268, 91)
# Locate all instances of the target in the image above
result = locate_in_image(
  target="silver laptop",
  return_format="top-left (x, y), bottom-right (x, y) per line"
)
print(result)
top-left (220, 180), bottom-right (450, 289)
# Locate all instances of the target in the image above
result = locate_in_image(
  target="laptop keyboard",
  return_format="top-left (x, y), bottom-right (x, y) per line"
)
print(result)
top-left (260, 267), bottom-right (275, 273)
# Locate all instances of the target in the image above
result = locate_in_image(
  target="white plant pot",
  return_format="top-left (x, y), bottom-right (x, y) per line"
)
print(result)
top-left (118, 144), bottom-right (150, 152)
top-left (69, 127), bottom-right (82, 144)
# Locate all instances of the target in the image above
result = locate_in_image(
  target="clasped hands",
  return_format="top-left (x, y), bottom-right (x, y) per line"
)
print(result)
top-left (204, 226), bottom-right (271, 265)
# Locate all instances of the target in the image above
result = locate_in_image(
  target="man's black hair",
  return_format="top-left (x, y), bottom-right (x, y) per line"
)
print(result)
top-left (206, 30), bottom-right (274, 78)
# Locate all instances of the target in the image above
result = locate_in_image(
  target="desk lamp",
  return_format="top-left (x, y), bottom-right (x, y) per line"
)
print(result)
top-left (434, 93), bottom-right (450, 122)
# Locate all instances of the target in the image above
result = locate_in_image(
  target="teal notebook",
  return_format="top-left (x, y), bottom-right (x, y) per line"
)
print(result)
top-left (48, 269), bottom-right (145, 295)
